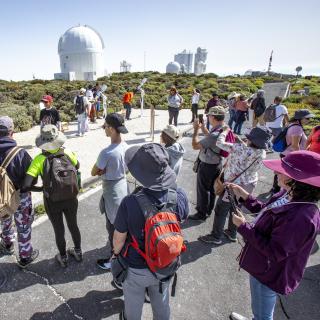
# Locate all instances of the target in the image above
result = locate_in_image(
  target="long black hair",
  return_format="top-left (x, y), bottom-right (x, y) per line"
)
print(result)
top-left (287, 180), bottom-right (320, 202)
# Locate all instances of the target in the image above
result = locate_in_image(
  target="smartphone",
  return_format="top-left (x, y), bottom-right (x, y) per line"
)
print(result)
top-left (198, 114), bottom-right (204, 123)
top-left (225, 186), bottom-right (239, 216)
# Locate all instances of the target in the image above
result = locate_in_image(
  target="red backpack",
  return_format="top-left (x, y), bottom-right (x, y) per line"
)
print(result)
top-left (130, 188), bottom-right (186, 292)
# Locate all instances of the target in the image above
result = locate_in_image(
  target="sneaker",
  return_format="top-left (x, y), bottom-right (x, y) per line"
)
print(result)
top-left (113, 279), bottom-right (123, 290)
top-left (223, 230), bottom-right (238, 242)
top-left (0, 239), bottom-right (14, 255)
top-left (230, 312), bottom-right (249, 320)
top-left (17, 249), bottom-right (39, 268)
top-left (67, 248), bottom-right (83, 262)
top-left (76, 133), bottom-right (81, 136)
top-left (188, 213), bottom-right (207, 221)
top-left (97, 258), bottom-right (111, 270)
top-left (198, 234), bottom-right (222, 245)
top-left (55, 253), bottom-right (68, 268)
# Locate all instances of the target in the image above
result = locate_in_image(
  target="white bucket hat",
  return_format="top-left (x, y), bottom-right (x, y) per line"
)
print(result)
top-left (162, 125), bottom-right (180, 141)
top-left (35, 125), bottom-right (66, 151)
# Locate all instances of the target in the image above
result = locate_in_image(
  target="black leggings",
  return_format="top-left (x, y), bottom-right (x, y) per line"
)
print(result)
top-left (191, 104), bottom-right (198, 121)
top-left (44, 197), bottom-right (81, 256)
top-left (168, 107), bottom-right (179, 126)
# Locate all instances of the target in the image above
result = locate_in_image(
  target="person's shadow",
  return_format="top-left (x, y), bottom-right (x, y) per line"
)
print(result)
top-left (30, 289), bottom-right (123, 320)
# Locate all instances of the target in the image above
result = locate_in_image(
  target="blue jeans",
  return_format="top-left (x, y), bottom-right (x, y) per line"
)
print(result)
top-left (228, 109), bottom-right (236, 128)
top-left (250, 276), bottom-right (277, 320)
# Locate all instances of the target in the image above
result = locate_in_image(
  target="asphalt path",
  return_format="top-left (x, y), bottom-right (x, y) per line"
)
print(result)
top-left (0, 136), bottom-right (319, 320)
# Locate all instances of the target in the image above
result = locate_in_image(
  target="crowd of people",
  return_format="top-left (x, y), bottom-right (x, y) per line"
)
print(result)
top-left (0, 84), bottom-right (320, 320)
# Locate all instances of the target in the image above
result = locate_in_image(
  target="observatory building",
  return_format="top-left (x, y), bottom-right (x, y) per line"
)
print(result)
top-left (194, 47), bottom-right (207, 75)
top-left (54, 25), bottom-right (105, 81)
top-left (166, 62), bottom-right (181, 74)
top-left (174, 50), bottom-right (193, 74)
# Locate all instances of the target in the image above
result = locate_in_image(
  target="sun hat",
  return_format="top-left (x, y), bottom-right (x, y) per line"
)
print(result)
top-left (227, 92), bottom-right (240, 100)
top-left (41, 95), bottom-right (53, 103)
top-left (79, 88), bottom-right (86, 94)
top-left (257, 89), bottom-right (265, 97)
top-left (35, 125), bottom-right (66, 151)
top-left (208, 106), bottom-right (226, 116)
top-left (162, 125), bottom-right (179, 141)
top-left (245, 127), bottom-right (272, 150)
top-left (290, 109), bottom-right (315, 121)
top-left (125, 143), bottom-right (176, 191)
top-left (0, 116), bottom-right (14, 133)
top-left (105, 113), bottom-right (128, 134)
top-left (263, 150), bottom-right (320, 187)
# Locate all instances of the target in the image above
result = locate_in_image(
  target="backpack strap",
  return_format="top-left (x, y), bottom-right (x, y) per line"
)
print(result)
top-left (1, 147), bottom-right (21, 170)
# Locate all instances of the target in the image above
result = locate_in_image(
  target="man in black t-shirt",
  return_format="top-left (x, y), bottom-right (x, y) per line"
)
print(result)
top-left (113, 143), bottom-right (189, 320)
top-left (39, 95), bottom-right (61, 131)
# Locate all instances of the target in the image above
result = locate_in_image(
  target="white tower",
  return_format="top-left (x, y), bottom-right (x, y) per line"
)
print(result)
top-left (194, 47), bottom-right (207, 75)
top-left (174, 50), bottom-right (193, 74)
top-left (54, 25), bottom-right (105, 81)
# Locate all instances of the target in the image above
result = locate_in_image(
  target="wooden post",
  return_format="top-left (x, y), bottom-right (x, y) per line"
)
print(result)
top-left (150, 105), bottom-right (155, 142)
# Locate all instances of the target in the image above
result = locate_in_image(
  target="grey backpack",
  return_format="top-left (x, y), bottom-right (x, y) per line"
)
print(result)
top-left (264, 104), bottom-right (279, 122)
top-left (42, 150), bottom-right (79, 202)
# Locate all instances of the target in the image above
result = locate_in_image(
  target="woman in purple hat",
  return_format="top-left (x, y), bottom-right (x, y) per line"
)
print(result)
top-left (228, 150), bottom-right (320, 320)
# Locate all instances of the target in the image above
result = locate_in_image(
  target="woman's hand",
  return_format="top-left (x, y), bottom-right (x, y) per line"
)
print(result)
top-left (193, 119), bottom-right (201, 131)
top-left (225, 183), bottom-right (249, 200)
top-left (232, 209), bottom-right (246, 227)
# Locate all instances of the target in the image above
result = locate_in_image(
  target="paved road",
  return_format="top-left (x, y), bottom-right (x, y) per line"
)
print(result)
top-left (1, 136), bottom-right (319, 320)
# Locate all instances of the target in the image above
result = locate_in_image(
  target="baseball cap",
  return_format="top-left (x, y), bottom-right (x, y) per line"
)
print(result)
top-left (208, 106), bottom-right (226, 116)
top-left (41, 95), bottom-right (53, 103)
top-left (0, 116), bottom-right (14, 133)
top-left (105, 113), bottom-right (128, 134)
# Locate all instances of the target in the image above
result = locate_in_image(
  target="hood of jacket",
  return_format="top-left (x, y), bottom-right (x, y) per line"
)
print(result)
top-left (166, 142), bottom-right (185, 161)
top-left (0, 136), bottom-right (17, 156)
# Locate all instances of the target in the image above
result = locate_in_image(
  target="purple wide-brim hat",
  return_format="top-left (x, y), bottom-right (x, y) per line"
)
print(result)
top-left (263, 150), bottom-right (320, 187)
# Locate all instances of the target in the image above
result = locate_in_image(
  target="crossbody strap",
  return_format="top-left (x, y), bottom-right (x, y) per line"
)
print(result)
top-left (230, 157), bottom-right (260, 183)
top-left (1, 147), bottom-right (22, 170)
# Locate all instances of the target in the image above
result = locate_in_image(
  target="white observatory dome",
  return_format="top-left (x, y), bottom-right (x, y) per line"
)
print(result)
top-left (56, 25), bottom-right (105, 80)
top-left (166, 62), bottom-right (181, 74)
top-left (58, 25), bottom-right (104, 54)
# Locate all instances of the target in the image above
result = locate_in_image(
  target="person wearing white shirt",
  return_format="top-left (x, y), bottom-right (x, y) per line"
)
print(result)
top-left (74, 88), bottom-right (90, 136)
top-left (191, 89), bottom-right (201, 122)
top-left (265, 96), bottom-right (289, 138)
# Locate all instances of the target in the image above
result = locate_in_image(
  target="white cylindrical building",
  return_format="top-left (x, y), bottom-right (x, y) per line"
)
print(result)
top-left (166, 62), bottom-right (181, 74)
top-left (56, 25), bottom-right (105, 81)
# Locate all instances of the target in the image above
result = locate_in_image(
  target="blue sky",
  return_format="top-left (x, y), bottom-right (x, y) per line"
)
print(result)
top-left (1, 0), bottom-right (319, 80)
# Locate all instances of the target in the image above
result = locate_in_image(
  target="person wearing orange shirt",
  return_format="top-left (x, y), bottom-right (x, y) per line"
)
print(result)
top-left (123, 88), bottom-right (134, 120)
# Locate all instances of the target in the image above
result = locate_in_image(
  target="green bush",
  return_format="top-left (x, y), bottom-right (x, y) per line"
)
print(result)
top-left (0, 103), bottom-right (33, 131)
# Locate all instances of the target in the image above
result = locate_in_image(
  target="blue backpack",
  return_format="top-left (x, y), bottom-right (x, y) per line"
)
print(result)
top-left (272, 124), bottom-right (301, 152)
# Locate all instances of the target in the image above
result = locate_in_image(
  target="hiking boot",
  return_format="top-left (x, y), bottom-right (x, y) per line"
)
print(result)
top-left (198, 234), bottom-right (222, 245)
top-left (230, 312), bottom-right (249, 320)
top-left (97, 258), bottom-right (111, 270)
top-left (55, 253), bottom-right (68, 268)
top-left (188, 213), bottom-right (207, 221)
top-left (67, 248), bottom-right (83, 262)
top-left (0, 239), bottom-right (14, 255)
top-left (17, 249), bottom-right (39, 268)
top-left (223, 230), bottom-right (238, 242)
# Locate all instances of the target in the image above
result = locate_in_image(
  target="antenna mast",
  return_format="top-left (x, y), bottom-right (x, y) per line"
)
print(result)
top-left (267, 50), bottom-right (273, 75)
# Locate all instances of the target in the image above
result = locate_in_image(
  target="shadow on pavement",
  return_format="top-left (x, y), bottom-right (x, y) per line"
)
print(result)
top-left (0, 247), bottom-right (109, 294)
top-left (126, 138), bottom-right (147, 145)
top-left (30, 289), bottom-right (123, 320)
top-left (181, 240), bottom-right (213, 265)
top-left (274, 264), bottom-right (320, 320)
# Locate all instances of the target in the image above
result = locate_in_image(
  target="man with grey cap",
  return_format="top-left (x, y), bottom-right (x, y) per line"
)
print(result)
top-left (189, 106), bottom-right (227, 221)
top-left (0, 116), bottom-right (39, 268)
top-left (112, 143), bottom-right (189, 320)
top-left (23, 125), bottom-right (82, 268)
top-left (74, 88), bottom-right (90, 137)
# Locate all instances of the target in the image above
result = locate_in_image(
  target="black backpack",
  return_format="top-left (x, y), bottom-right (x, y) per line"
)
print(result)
top-left (75, 96), bottom-right (85, 115)
top-left (42, 150), bottom-right (79, 202)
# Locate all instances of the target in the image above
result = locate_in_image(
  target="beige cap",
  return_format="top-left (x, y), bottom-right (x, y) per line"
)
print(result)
top-left (163, 125), bottom-right (180, 141)
top-left (80, 88), bottom-right (86, 94)
top-left (208, 106), bottom-right (226, 116)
